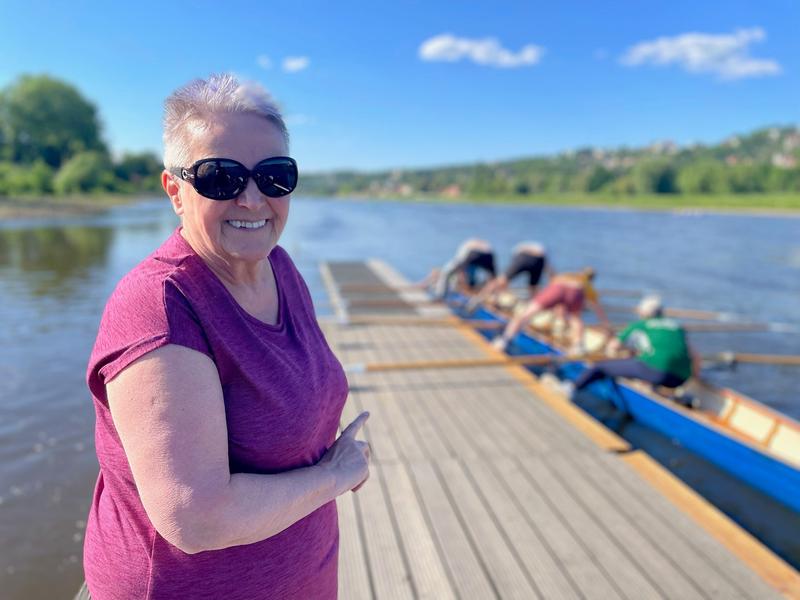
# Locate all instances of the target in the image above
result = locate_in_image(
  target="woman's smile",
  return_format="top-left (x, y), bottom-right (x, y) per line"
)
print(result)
top-left (225, 219), bottom-right (269, 230)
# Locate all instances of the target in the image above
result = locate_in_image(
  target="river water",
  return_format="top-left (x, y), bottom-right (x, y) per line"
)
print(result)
top-left (0, 197), bottom-right (798, 598)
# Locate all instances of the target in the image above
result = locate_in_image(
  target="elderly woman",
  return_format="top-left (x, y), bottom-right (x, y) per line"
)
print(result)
top-left (80, 74), bottom-right (369, 599)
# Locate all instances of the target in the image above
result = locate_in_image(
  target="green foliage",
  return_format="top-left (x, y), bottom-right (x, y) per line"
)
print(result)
top-left (300, 125), bottom-right (800, 200)
top-left (676, 160), bottom-right (730, 194)
top-left (0, 74), bottom-right (106, 168)
top-left (631, 159), bottom-right (677, 194)
top-left (583, 165), bottom-right (616, 192)
top-left (0, 160), bottom-right (54, 195)
top-left (0, 75), bottom-right (164, 198)
top-left (53, 151), bottom-right (115, 194)
top-left (114, 151), bottom-right (163, 192)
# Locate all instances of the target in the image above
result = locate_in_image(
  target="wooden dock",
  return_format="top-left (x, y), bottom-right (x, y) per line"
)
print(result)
top-left (321, 260), bottom-right (800, 599)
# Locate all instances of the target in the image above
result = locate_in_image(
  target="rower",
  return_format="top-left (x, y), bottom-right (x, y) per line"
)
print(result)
top-left (492, 266), bottom-right (610, 353)
top-left (557, 295), bottom-right (702, 400)
top-left (430, 238), bottom-right (497, 299)
top-left (465, 241), bottom-right (553, 313)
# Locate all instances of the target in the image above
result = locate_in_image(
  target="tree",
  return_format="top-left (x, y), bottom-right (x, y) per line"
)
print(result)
top-left (583, 165), bottom-right (615, 192)
top-left (0, 160), bottom-right (54, 195)
top-left (114, 151), bottom-right (163, 191)
top-left (676, 160), bottom-right (730, 194)
top-left (0, 74), bottom-right (106, 168)
top-left (631, 159), bottom-right (676, 194)
top-left (54, 151), bottom-right (115, 194)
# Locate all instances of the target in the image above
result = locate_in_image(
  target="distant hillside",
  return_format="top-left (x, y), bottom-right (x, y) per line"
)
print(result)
top-left (298, 125), bottom-right (800, 198)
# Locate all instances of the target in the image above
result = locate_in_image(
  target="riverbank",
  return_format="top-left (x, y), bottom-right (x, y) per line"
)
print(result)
top-left (3, 192), bottom-right (800, 221)
top-left (314, 191), bottom-right (800, 216)
top-left (0, 194), bottom-right (148, 220)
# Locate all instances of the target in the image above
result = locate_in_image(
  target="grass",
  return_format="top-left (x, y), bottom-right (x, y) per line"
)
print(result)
top-left (440, 193), bottom-right (800, 213)
top-left (325, 191), bottom-right (800, 214)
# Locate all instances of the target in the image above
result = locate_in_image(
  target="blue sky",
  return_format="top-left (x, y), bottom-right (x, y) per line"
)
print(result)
top-left (1, 0), bottom-right (798, 172)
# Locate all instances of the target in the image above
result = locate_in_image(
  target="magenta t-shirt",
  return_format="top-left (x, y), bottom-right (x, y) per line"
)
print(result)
top-left (84, 228), bottom-right (348, 599)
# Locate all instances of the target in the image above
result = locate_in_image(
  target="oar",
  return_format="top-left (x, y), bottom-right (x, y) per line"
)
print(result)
top-left (604, 304), bottom-right (731, 321)
top-left (609, 322), bottom-right (776, 334)
top-left (345, 352), bottom-right (608, 374)
top-left (705, 352), bottom-right (800, 367)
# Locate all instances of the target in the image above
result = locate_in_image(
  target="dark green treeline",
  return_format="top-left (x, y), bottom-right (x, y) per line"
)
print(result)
top-left (0, 75), bottom-right (162, 197)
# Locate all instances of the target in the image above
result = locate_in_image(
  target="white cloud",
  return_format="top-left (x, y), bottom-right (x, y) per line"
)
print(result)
top-left (620, 27), bottom-right (781, 80)
top-left (283, 56), bottom-right (310, 73)
top-left (419, 33), bottom-right (543, 68)
top-left (257, 55), bottom-right (273, 70)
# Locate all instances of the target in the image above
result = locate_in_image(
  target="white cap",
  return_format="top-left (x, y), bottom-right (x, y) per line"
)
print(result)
top-left (514, 241), bottom-right (546, 255)
top-left (637, 295), bottom-right (663, 318)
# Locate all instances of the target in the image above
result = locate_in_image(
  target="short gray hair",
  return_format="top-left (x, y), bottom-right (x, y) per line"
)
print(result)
top-left (162, 73), bottom-right (289, 169)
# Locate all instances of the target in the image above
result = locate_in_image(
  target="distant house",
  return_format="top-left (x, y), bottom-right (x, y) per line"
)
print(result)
top-left (440, 184), bottom-right (462, 198)
top-left (772, 153), bottom-right (798, 169)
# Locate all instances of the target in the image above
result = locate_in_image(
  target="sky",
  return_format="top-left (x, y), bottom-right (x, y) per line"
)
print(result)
top-left (1, 0), bottom-right (798, 172)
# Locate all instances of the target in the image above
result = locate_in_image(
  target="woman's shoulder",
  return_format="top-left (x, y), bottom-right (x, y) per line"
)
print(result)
top-left (108, 233), bottom-right (196, 314)
top-left (270, 245), bottom-right (316, 312)
top-left (88, 235), bottom-right (211, 396)
top-left (271, 245), bottom-right (304, 286)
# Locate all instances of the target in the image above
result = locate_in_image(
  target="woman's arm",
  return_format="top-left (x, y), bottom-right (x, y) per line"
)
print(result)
top-left (108, 344), bottom-right (369, 555)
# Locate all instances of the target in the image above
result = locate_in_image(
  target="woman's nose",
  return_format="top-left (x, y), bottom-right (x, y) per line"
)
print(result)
top-left (234, 178), bottom-right (266, 209)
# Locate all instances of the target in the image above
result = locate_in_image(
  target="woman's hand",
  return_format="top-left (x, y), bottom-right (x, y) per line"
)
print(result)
top-left (318, 411), bottom-right (371, 495)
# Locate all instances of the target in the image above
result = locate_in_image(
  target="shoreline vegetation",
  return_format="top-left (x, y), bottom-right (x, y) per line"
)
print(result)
top-left (2, 191), bottom-right (798, 223)
top-left (329, 191), bottom-right (800, 214)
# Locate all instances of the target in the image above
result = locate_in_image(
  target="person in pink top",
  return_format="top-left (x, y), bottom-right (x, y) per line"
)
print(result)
top-left (77, 74), bottom-right (370, 600)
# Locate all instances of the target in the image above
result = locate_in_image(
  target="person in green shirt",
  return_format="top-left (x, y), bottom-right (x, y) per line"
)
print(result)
top-left (559, 295), bottom-right (700, 398)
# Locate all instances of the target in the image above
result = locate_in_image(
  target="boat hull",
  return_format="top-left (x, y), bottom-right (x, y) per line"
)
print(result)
top-left (460, 296), bottom-right (800, 514)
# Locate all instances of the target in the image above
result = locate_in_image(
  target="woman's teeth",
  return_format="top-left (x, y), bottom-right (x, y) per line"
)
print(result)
top-left (227, 220), bottom-right (267, 229)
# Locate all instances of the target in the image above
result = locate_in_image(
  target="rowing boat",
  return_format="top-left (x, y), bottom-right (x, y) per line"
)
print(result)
top-left (459, 292), bottom-right (800, 514)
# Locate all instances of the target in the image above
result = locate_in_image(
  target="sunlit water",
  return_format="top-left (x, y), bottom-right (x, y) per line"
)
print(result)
top-left (0, 197), bottom-right (798, 598)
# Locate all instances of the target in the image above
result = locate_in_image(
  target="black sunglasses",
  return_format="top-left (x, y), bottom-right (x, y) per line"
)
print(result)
top-left (170, 156), bottom-right (298, 200)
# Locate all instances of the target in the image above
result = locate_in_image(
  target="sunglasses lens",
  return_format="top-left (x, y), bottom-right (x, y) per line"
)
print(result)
top-left (194, 160), bottom-right (248, 200)
top-left (253, 158), bottom-right (298, 197)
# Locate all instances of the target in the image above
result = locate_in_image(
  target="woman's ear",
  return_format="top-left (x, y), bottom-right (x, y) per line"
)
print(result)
top-left (162, 170), bottom-right (185, 216)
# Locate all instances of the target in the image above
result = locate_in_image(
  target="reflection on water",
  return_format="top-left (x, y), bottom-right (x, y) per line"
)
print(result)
top-left (0, 197), bottom-right (798, 599)
top-left (0, 227), bottom-right (114, 298)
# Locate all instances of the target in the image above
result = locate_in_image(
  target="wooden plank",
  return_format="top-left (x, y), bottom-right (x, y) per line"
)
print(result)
top-left (354, 461), bottom-right (415, 599)
top-left (436, 458), bottom-right (541, 599)
top-left (381, 462), bottom-right (458, 600)
top-left (337, 491), bottom-right (373, 600)
top-left (572, 452), bottom-right (748, 599)
top-left (407, 460), bottom-right (499, 599)
top-left (467, 457), bottom-right (581, 599)
top-left (347, 326), bottom-right (415, 600)
top-left (547, 454), bottom-right (703, 599)
top-left (602, 452), bottom-right (785, 599)
top-left (520, 457), bottom-right (664, 599)
top-left (494, 456), bottom-right (624, 600)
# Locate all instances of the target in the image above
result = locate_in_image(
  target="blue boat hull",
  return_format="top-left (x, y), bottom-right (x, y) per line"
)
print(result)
top-left (459, 297), bottom-right (800, 514)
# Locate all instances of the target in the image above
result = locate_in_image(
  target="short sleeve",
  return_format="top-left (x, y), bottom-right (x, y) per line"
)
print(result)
top-left (88, 276), bottom-right (214, 402)
top-left (163, 281), bottom-right (214, 361)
